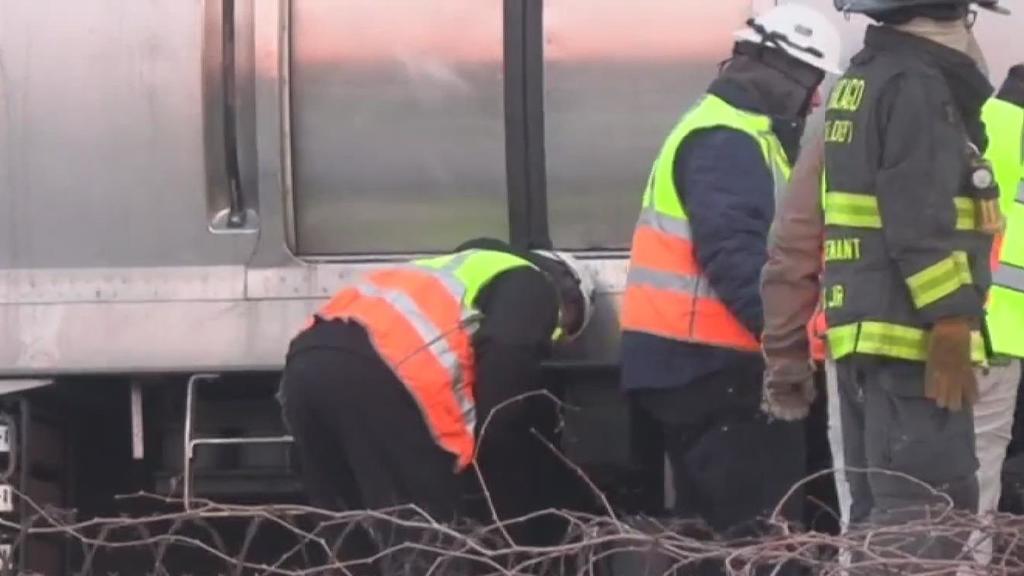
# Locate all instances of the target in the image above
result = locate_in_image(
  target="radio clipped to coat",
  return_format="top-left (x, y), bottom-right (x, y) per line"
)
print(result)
top-left (966, 142), bottom-right (1005, 235)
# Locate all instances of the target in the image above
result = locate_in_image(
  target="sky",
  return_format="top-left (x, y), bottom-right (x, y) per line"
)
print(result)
top-left (293, 0), bottom-right (749, 64)
top-left (293, 0), bottom-right (1020, 80)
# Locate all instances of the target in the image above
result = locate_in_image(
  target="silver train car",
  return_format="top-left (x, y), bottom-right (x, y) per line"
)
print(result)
top-left (0, 0), bottom-right (1019, 571)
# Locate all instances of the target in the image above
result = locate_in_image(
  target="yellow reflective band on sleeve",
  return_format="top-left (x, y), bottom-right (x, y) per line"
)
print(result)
top-left (824, 192), bottom-right (882, 229)
top-left (906, 251), bottom-right (973, 309)
top-left (954, 197), bottom-right (977, 231)
top-left (827, 322), bottom-right (986, 363)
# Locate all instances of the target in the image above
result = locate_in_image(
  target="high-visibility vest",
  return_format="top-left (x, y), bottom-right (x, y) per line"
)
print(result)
top-left (621, 94), bottom-right (791, 351)
top-left (984, 97), bottom-right (1023, 271)
top-left (312, 249), bottom-right (541, 471)
top-left (984, 97), bottom-right (1024, 358)
top-left (809, 302), bottom-right (828, 361)
top-left (983, 98), bottom-right (1023, 218)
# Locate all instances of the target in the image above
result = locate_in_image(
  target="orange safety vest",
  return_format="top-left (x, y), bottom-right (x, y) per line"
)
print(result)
top-left (309, 250), bottom-right (537, 471)
top-left (991, 234), bottom-right (1003, 273)
top-left (809, 308), bottom-right (828, 361)
top-left (621, 94), bottom-right (791, 351)
top-left (810, 244), bottom-right (828, 361)
top-left (622, 213), bottom-right (764, 351)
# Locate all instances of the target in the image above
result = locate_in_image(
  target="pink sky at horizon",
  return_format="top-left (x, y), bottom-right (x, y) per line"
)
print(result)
top-left (294, 0), bottom-right (750, 64)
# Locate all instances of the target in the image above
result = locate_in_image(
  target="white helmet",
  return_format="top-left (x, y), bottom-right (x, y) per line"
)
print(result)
top-left (734, 3), bottom-right (844, 75)
top-left (531, 250), bottom-right (596, 342)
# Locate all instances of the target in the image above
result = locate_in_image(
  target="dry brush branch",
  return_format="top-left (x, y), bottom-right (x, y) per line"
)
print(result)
top-left (1, 392), bottom-right (1021, 575)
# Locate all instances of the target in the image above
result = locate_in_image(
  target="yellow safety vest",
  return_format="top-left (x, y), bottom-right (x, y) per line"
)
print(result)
top-left (621, 94), bottom-right (790, 351)
top-left (984, 97), bottom-right (1024, 358)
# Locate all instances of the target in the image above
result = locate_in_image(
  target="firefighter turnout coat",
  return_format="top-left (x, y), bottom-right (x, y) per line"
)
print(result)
top-left (822, 26), bottom-right (993, 363)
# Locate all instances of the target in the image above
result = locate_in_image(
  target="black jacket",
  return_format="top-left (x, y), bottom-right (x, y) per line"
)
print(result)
top-left (823, 27), bottom-right (993, 350)
top-left (997, 64), bottom-right (1024, 108)
top-left (457, 238), bottom-right (560, 434)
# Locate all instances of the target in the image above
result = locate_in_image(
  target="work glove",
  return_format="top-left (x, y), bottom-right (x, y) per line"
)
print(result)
top-left (762, 358), bottom-right (816, 421)
top-left (924, 317), bottom-right (979, 412)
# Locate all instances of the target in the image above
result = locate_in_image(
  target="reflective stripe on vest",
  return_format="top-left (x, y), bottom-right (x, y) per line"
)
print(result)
top-left (827, 322), bottom-right (987, 363)
top-left (622, 94), bottom-right (791, 351)
top-left (313, 249), bottom-right (535, 471)
top-left (993, 262), bottom-right (1024, 292)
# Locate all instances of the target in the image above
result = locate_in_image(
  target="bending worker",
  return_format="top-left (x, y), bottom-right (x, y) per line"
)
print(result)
top-left (762, 0), bottom-right (1007, 563)
top-left (279, 239), bottom-right (594, 545)
top-left (619, 3), bottom-right (841, 538)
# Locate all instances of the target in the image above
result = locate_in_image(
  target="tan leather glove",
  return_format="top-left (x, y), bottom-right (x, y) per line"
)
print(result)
top-left (762, 358), bottom-right (816, 421)
top-left (924, 317), bottom-right (979, 412)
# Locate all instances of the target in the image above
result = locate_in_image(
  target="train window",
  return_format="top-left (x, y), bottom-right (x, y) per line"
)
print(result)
top-left (290, 0), bottom-right (508, 255)
top-left (543, 0), bottom-right (752, 250)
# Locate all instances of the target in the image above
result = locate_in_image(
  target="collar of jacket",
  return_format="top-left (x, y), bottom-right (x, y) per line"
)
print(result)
top-left (708, 70), bottom-right (802, 163)
top-left (711, 53), bottom-right (815, 120)
top-left (997, 65), bottom-right (1024, 108)
top-left (862, 25), bottom-right (993, 149)
top-left (861, 25), bottom-right (992, 109)
top-left (708, 76), bottom-right (764, 115)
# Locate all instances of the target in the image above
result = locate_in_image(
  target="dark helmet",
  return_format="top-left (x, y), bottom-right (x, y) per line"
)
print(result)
top-left (834, 0), bottom-right (1008, 14)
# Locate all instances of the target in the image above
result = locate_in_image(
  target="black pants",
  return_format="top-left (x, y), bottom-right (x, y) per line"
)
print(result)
top-left (281, 324), bottom-right (464, 575)
top-left (835, 358), bottom-right (978, 570)
top-left (633, 361), bottom-right (805, 574)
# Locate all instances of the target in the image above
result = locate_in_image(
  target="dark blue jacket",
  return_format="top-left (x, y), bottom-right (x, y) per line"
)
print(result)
top-left (621, 80), bottom-right (777, 391)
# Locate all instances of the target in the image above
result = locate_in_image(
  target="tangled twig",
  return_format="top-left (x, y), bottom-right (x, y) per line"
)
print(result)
top-left (2, 392), bottom-right (1021, 575)
top-left (3, 478), bottom-right (1021, 574)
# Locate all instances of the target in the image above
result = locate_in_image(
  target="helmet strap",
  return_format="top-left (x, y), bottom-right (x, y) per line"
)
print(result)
top-left (744, 18), bottom-right (826, 63)
top-left (733, 41), bottom-right (825, 95)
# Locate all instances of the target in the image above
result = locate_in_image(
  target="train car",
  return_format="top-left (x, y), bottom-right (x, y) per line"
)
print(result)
top-left (0, 0), bottom-right (1020, 572)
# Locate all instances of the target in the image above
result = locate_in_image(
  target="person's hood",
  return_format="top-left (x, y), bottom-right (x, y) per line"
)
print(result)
top-left (709, 50), bottom-right (823, 162)
top-left (718, 47), bottom-right (823, 120)
top-left (996, 64), bottom-right (1024, 108)
top-left (863, 25), bottom-right (993, 149)
top-left (894, 15), bottom-right (973, 54)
